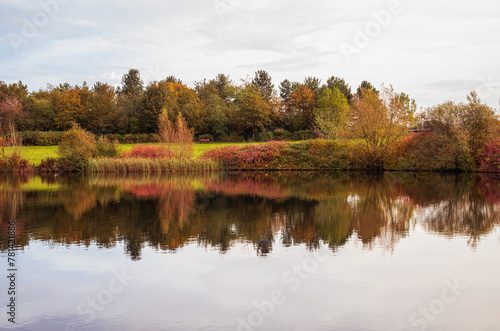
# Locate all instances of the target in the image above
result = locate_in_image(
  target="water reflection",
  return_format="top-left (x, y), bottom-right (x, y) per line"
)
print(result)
top-left (1, 172), bottom-right (500, 260)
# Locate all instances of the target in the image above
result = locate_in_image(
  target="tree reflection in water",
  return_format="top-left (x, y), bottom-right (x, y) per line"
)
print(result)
top-left (1, 172), bottom-right (500, 259)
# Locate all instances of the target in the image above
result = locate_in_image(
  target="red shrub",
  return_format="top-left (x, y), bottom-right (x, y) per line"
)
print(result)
top-left (203, 141), bottom-right (287, 170)
top-left (122, 145), bottom-right (175, 159)
top-left (478, 139), bottom-right (500, 172)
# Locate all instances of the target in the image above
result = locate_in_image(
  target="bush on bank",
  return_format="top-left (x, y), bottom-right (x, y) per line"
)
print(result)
top-left (0, 153), bottom-right (34, 173)
top-left (19, 131), bottom-right (161, 146)
top-left (56, 124), bottom-right (97, 172)
top-left (389, 132), bottom-right (475, 171)
top-left (477, 139), bottom-right (500, 172)
top-left (202, 140), bottom-right (352, 171)
top-left (122, 144), bottom-right (175, 159)
top-left (5, 131), bottom-right (500, 173)
top-left (202, 135), bottom-right (490, 172)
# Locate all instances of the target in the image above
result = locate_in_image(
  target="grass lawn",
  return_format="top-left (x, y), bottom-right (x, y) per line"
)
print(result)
top-left (3, 145), bottom-right (59, 166)
top-left (4, 142), bottom-right (264, 165)
top-left (119, 141), bottom-right (264, 158)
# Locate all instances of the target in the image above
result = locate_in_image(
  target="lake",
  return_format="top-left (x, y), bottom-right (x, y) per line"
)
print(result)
top-left (1, 172), bottom-right (500, 330)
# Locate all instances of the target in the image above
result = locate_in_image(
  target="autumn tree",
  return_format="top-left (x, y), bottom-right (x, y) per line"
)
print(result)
top-left (420, 91), bottom-right (499, 165)
top-left (356, 80), bottom-right (378, 97)
top-left (461, 91), bottom-right (499, 160)
top-left (285, 85), bottom-right (316, 131)
top-left (303, 77), bottom-right (321, 97)
top-left (171, 82), bottom-right (207, 135)
top-left (268, 95), bottom-right (285, 131)
top-left (140, 81), bottom-right (176, 133)
top-left (194, 79), bottom-right (232, 139)
top-left (118, 69), bottom-right (144, 97)
top-left (165, 75), bottom-right (182, 84)
top-left (0, 97), bottom-right (23, 133)
top-left (174, 113), bottom-right (194, 159)
top-left (206, 93), bottom-right (231, 140)
top-left (279, 79), bottom-right (294, 102)
top-left (252, 70), bottom-right (274, 101)
top-left (214, 73), bottom-right (236, 101)
top-left (396, 92), bottom-right (417, 127)
top-left (349, 87), bottom-right (410, 168)
top-left (314, 88), bottom-right (349, 139)
top-left (158, 108), bottom-right (175, 144)
top-left (114, 70), bottom-right (144, 133)
top-left (0, 81), bottom-right (29, 133)
top-left (0, 96), bottom-right (24, 149)
top-left (0, 81), bottom-right (29, 106)
top-left (251, 72), bottom-right (284, 132)
top-left (158, 110), bottom-right (193, 159)
top-left (236, 85), bottom-right (271, 140)
top-left (89, 83), bottom-right (117, 134)
top-left (325, 76), bottom-right (352, 103)
top-left (29, 97), bottom-right (56, 131)
top-left (75, 84), bottom-right (93, 129)
top-left (141, 81), bottom-right (205, 135)
top-left (53, 88), bottom-right (84, 130)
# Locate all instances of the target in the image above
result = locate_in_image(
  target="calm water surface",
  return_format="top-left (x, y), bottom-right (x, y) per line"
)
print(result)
top-left (1, 172), bottom-right (499, 330)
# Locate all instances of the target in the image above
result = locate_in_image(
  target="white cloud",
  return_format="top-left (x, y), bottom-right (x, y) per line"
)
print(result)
top-left (0, 0), bottom-right (499, 108)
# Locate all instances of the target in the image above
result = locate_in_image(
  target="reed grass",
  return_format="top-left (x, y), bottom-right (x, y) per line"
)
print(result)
top-left (86, 157), bottom-right (223, 173)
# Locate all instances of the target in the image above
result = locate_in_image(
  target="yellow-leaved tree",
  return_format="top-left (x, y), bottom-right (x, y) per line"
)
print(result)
top-left (349, 86), bottom-right (410, 169)
top-left (158, 108), bottom-right (193, 159)
top-left (314, 87), bottom-right (350, 140)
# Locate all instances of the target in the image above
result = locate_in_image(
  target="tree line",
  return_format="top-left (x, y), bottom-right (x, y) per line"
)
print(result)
top-left (1, 69), bottom-right (498, 165)
top-left (0, 69), bottom-right (418, 140)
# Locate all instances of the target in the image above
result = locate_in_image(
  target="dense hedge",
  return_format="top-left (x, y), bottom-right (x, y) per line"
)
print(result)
top-left (17, 130), bottom-right (317, 146)
top-left (103, 133), bottom-right (159, 144)
top-left (18, 131), bottom-right (161, 146)
top-left (198, 129), bottom-right (317, 143)
top-left (19, 131), bottom-right (64, 146)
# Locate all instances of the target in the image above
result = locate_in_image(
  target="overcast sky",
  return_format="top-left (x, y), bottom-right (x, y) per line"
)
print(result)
top-left (1, 0), bottom-right (499, 109)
